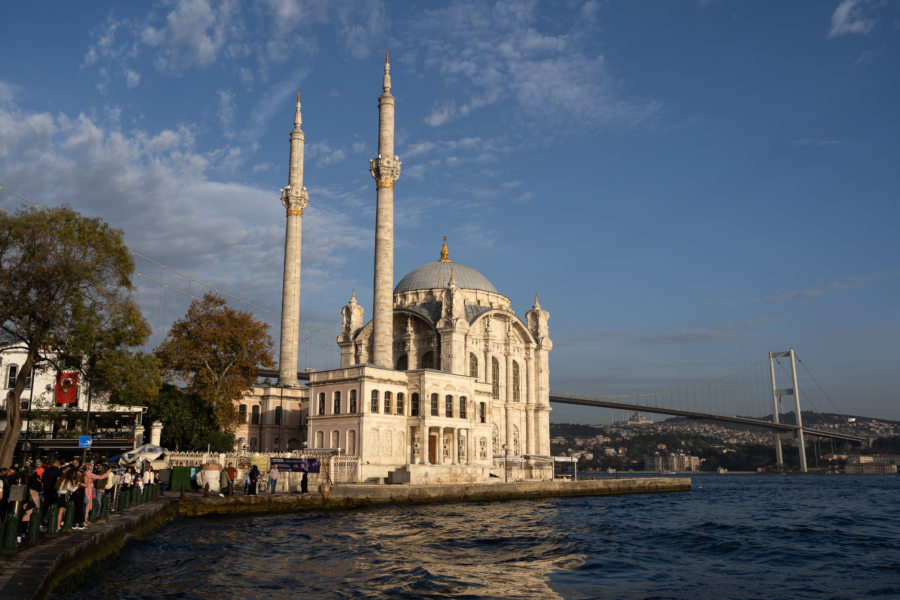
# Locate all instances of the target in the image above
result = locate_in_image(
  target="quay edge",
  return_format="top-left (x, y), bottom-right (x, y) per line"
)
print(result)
top-left (2, 478), bottom-right (689, 599)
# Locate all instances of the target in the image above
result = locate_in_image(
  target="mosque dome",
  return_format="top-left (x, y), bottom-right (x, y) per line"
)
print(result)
top-left (394, 237), bottom-right (497, 294)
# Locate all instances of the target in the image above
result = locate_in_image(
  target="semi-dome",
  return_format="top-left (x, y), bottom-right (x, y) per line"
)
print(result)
top-left (394, 261), bottom-right (497, 293)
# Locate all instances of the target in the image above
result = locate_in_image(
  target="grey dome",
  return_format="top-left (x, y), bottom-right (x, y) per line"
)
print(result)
top-left (394, 261), bottom-right (497, 294)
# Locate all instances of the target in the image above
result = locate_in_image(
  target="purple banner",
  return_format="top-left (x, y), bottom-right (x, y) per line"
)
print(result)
top-left (269, 457), bottom-right (320, 473)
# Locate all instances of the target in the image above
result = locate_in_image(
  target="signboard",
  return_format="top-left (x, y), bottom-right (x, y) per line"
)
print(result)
top-left (55, 372), bottom-right (79, 405)
top-left (79, 435), bottom-right (92, 448)
top-left (269, 457), bottom-right (320, 473)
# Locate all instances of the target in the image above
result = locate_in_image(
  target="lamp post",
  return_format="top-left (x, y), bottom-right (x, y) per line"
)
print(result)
top-left (81, 354), bottom-right (96, 463)
top-left (502, 444), bottom-right (509, 483)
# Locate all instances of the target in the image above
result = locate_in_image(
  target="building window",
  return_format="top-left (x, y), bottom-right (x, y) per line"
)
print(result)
top-left (331, 430), bottom-right (340, 449)
top-left (334, 391), bottom-right (342, 415)
top-left (251, 405), bottom-right (260, 425)
top-left (397, 393), bottom-right (405, 415)
top-left (469, 353), bottom-right (478, 379)
top-left (396, 354), bottom-right (408, 370)
top-left (239, 404), bottom-right (247, 424)
top-left (274, 436), bottom-right (281, 450)
top-left (384, 391), bottom-right (392, 414)
top-left (479, 402), bottom-right (486, 424)
top-left (460, 396), bottom-right (467, 419)
top-left (347, 430), bottom-right (357, 455)
top-left (315, 430), bottom-right (324, 448)
top-left (421, 350), bottom-right (434, 369)
top-left (6, 365), bottom-right (17, 389)
top-left (318, 392), bottom-right (326, 416)
top-left (371, 390), bottom-right (379, 413)
top-left (411, 393), bottom-right (420, 417)
top-left (430, 393), bottom-right (439, 416)
top-left (512, 361), bottom-right (520, 402)
top-left (349, 389), bottom-right (357, 413)
top-left (491, 357), bottom-right (500, 399)
top-left (445, 395), bottom-right (453, 418)
top-left (274, 405), bottom-right (283, 425)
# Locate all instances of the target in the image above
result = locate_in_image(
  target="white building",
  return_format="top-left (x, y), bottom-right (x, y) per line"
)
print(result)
top-left (271, 55), bottom-right (554, 484)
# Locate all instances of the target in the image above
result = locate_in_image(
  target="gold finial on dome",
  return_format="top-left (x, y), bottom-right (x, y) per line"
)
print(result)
top-left (439, 236), bottom-right (451, 262)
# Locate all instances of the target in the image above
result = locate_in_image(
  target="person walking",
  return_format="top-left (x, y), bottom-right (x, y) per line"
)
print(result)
top-left (268, 464), bottom-right (279, 495)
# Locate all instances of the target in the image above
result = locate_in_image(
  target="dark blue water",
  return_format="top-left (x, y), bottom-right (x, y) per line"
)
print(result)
top-left (53, 475), bottom-right (900, 599)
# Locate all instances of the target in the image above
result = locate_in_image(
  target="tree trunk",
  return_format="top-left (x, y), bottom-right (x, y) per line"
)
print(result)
top-left (0, 346), bottom-right (37, 467)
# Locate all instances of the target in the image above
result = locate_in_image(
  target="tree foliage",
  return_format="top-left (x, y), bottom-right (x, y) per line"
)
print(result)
top-left (155, 293), bottom-right (274, 430)
top-left (145, 384), bottom-right (235, 452)
top-left (0, 206), bottom-right (157, 466)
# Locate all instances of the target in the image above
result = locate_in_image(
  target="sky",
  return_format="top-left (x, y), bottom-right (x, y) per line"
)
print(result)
top-left (1, 0), bottom-right (898, 423)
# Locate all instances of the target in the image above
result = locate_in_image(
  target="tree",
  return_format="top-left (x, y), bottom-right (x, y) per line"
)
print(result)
top-left (0, 206), bottom-right (156, 467)
top-left (155, 293), bottom-right (274, 430)
top-left (145, 384), bottom-right (235, 452)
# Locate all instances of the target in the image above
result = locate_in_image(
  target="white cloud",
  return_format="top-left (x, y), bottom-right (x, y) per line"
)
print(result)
top-left (792, 137), bottom-right (846, 147)
top-left (217, 89), bottom-right (236, 133)
top-left (308, 140), bottom-right (346, 166)
top-left (828, 0), bottom-right (876, 38)
top-left (124, 68), bottom-right (141, 88)
top-left (756, 275), bottom-right (881, 303)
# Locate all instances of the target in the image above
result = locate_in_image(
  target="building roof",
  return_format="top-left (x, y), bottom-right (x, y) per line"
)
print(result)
top-left (394, 261), bottom-right (498, 294)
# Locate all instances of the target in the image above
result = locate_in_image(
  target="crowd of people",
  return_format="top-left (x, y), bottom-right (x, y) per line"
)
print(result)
top-left (0, 456), bottom-right (160, 545)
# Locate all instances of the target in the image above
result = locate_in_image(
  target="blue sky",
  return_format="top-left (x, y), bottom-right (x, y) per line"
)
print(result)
top-left (1, 1), bottom-right (898, 423)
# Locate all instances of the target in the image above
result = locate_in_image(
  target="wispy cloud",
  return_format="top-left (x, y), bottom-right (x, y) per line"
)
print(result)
top-left (411, 0), bottom-right (659, 130)
top-left (792, 137), bottom-right (846, 147)
top-left (756, 275), bottom-right (881, 303)
top-left (569, 320), bottom-right (772, 345)
top-left (828, 0), bottom-right (877, 38)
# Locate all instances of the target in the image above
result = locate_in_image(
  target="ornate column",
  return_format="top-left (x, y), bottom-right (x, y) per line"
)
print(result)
top-left (525, 352), bottom-right (535, 454)
top-left (370, 52), bottom-right (402, 368)
top-left (279, 92), bottom-right (310, 386)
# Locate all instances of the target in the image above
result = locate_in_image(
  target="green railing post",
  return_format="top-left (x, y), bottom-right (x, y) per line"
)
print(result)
top-left (63, 500), bottom-right (75, 530)
top-left (27, 513), bottom-right (41, 543)
top-left (3, 511), bottom-right (19, 550)
top-left (100, 493), bottom-right (109, 519)
top-left (118, 488), bottom-right (127, 512)
top-left (47, 504), bottom-right (58, 538)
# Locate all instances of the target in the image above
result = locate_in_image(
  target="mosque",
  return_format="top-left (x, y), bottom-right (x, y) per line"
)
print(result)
top-left (243, 54), bottom-right (553, 484)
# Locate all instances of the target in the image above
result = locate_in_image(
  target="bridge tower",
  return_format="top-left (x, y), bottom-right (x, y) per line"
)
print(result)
top-left (278, 92), bottom-right (310, 386)
top-left (768, 349), bottom-right (807, 473)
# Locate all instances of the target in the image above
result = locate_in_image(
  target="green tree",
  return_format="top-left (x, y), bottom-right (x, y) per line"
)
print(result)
top-left (145, 384), bottom-right (235, 452)
top-left (155, 293), bottom-right (274, 430)
top-left (0, 206), bottom-right (156, 466)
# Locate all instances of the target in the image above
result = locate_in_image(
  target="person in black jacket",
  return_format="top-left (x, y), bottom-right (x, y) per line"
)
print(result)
top-left (41, 457), bottom-right (63, 525)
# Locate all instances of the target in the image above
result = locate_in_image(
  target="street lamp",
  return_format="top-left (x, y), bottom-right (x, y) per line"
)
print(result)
top-left (502, 444), bottom-right (509, 483)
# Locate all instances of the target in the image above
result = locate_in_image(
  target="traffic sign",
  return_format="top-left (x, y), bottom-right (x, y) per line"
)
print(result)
top-left (79, 435), bottom-right (92, 448)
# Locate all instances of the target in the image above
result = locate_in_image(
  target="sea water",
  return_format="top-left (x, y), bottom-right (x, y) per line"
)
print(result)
top-left (52, 474), bottom-right (900, 599)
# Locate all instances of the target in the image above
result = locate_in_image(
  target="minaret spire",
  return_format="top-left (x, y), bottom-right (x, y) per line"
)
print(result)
top-left (370, 53), bottom-right (402, 368)
top-left (278, 89), bottom-right (310, 386)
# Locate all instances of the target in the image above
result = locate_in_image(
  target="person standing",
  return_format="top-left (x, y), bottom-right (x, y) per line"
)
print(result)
top-left (268, 464), bottom-right (279, 495)
top-left (225, 463), bottom-right (237, 496)
top-left (41, 457), bottom-right (63, 525)
top-left (248, 465), bottom-right (260, 495)
top-left (84, 462), bottom-right (110, 523)
top-left (300, 469), bottom-right (309, 495)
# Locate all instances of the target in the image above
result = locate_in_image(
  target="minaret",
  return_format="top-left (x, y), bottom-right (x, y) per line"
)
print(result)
top-left (278, 91), bottom-right (309, 386)
top-left (369, 51), bottom-right (402, 368)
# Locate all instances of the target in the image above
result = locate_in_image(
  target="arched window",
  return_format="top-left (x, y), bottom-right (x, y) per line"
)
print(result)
top-left (371, 390), bottom-right (379, 413)
top-left (22, 367), bottom-right (32, 388)
top-left (239, 404), bottom-right (247, 424)
top-left (318, 392), bottom-right (325, 416)
top-left (396, 354), bottom-right (408, 370)
top-left (397, 393), bottom-right (405, 415)
top-left (347, 430), bottom-right (357, 455)
top-left (421, 350), bottom-right (434, 369)
top-left (469, 353), bottom-right (478, 379)
top-left (330, 430), bottom-right (340, 449)
top-left (411, 393), bottom-right (420, 417)
top-left (6, 365), bottom-right (17, 389)
top-left (349, 389), bottom-right (357, 413)
top-left (430, 393), bottom-right (439, 416)
top-left (251, 405), bottom-right (260, 425)
top-left (384, 391), bottom-right (392, 414)
top-left (334, 391), bottom-right (342, 415)
top-left (512, 361), bottom-right (520, 402)
top-left (460, 396), bottom-right (467, 419)
top-left (491, 357), bottom-right (500, 399)
top-left (479, 402), bottom-right (486, 424)
top-left (274, 405), bottom-right (283, 425)
top-left (274, 436), bottom-right (281, 450)
top-left (315, 430), bottom-right (324, 448)
top-left (445, 395), bottom-right (453, 418)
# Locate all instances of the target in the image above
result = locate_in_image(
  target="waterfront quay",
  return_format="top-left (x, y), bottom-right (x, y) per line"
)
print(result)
top-left (0, 477), bottom-right (688, 599)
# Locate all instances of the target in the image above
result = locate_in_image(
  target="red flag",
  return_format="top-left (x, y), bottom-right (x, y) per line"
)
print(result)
top-left (55, 372), bottom-right (79, 405)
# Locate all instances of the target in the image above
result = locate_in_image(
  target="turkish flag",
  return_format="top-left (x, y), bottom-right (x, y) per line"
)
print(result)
top-left (55, 372), bottom-right (79, 405)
